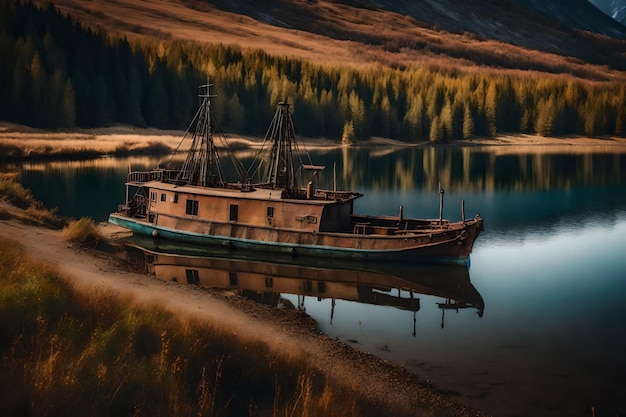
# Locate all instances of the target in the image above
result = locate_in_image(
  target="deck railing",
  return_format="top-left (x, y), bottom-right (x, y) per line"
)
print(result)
top-left (127, 169), bottom-right (188, 184)
top-left (314, 189), bottom-right (363, 201)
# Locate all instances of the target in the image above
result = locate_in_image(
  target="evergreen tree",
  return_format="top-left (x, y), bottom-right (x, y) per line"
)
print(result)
top-left (60, 79), bottom-right (76, 127)
top-left (535, 96), bottom-right (557, 137)
top-left (347, 91), bottom-right (366, 140)
top-left (11, 60), bottom-right (29, 124)
top-left (379, 95), bottom-right (393, 138)
top-left (462, 105), bottom-right (474, 139)
top-left (403, 95), bottom-right (424, 141)
top-left (429, 116), bottom-right (443, 143)
top-left (44, 68), bottom-right (64, 127)
top-left (143, 70), bottom-right (169, 128)
top-left (451, 100), bottom-right (463, 140)
top-left (583, 104), bottom-right (599, 137)
top-left (342, 120), bottom-right (355, 144)
top-left (226, 92), bottom-right (245, 133)
top-left (485, 83), bottom-right (497, 136)
top-left (440, 99), bottom-right (453, 141)
top-left (2, 0), bottom-right (626, 141)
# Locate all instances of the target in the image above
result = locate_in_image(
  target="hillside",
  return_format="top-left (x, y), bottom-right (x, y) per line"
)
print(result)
top-left (3, 0), bottom-right (626, 141)
top-left (34, 0), bottom-right (626, 80)
top-left (590, 0), bottom-right (626, 26)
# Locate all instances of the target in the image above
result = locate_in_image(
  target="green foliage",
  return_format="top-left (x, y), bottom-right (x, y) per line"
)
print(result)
top-left (0, 237), bottom-right (369, 417)
top-left (0, 1), bottom-right (625, 141)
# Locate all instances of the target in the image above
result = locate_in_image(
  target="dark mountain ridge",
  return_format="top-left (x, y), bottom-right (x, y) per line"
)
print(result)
top-left (372, 0), bottom-right (626, 39)
top-left (208, 0), bottom-right (626, 71)
top-left (511, 0), bottom-right (626, 35)
top-left (590, 0), bottom-right (626, 26)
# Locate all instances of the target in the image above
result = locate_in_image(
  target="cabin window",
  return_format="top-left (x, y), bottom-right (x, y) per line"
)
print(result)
top-left (229, 204), bottom-right (238, 221)
top-left (303, 280), bottom-right (313, 293)
top-left (267, 206), bottom-right (274, 217)
top-left (229, 272), bottom-right (238, 286)
top-left (150, 191), bottom-right (156, 201)
top-left (170, 194), bottom-right (179, 204)
top-left (317, 282), bottom-right (326, 293)
top-left (185, 269), bottom-right (199, 285)
top-left (265, 277), bottom-right (273, 288)
top-left (160, 193), bottom-right (167, 202)
top-left (186, 199), bottom-right (199, 215)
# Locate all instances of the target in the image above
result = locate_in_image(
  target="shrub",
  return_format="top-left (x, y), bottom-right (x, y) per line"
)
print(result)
top-left (0, 236), bottom-right (369, 417)
top-left (0, 176), bottom-right (35, 209)
top-left (24, 206), bottom-right (62, 227)
top-left (62, 217), bottom-right (103, 245)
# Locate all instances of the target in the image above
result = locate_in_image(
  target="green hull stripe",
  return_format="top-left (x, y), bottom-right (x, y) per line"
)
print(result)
top-left (109, 214), bottom-right (467, 266)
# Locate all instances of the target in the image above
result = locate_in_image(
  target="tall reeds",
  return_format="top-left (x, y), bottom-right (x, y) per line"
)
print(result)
top-left (0, 173), bottom-right (62, 227)
top-left (62, 217), bottom-right (103, 245)
top-left (0, 236), bottom-right (369, 417)
top-left (0, 174), bottom-right (35, 209)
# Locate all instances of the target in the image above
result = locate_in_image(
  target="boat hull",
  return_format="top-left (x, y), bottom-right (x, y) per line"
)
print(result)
top-left (109, 212), bottom-right (482, 266)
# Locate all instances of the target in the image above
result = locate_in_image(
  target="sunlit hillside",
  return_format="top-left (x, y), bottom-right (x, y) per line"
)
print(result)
top-left (3, 0), bottom-right (625, 141)
top-left (34, 0), bottom-right (626, 81)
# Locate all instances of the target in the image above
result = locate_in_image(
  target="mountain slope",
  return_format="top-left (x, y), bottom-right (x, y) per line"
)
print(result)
top-left (508, 0), bottom-right (626, 37)
top-left (4, 1), bottom-right (625, 138)
top-left (203, 0), bottom-right (626, 72)
top-left (366, 0), bottom-right (626, 41)
top-left (35, 0), bottom-right (626, 79)
top-left (589, 0), bottom-right (626, 26)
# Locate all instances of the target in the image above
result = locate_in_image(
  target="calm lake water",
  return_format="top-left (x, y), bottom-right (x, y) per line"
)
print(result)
top-left (4, 145), bottom-right (626, 417)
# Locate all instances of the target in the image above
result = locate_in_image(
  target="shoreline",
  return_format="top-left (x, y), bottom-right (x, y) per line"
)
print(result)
top-left (2, 122), bottom-right (626, 161)
top-left (0, 195), bottom-right (489, 417)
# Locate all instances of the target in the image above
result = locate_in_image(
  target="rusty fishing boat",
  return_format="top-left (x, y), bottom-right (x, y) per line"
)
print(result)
top-left (109, 84), bottom-right (484, 265)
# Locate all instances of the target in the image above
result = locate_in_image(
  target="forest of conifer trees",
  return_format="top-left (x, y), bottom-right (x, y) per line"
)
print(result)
top-left (1, 0), bottom-right (625, 142)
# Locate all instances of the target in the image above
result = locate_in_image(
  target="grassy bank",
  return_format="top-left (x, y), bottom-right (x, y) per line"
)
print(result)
top-left (0, 173), bottom-right (63, 228)
top-left (0, 133), bottom-right (175, 161)
top-left (0, 173), bottom-right (489, 417)
top-left (0, 235), bottom-right (374, 417)
top-left (0, 175), bottom-right (369, 416)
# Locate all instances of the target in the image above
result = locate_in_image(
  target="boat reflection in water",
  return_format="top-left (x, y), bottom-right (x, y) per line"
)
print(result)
top-left (126, 237), bottom-right (484, 331)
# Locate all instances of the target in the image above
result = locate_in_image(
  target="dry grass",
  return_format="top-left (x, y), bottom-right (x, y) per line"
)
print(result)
top-left (0, 174), bottom-right (35, 209)
top-left (0, 173), bottom-right (63, 228)
top-left (62, 217), bottom-right (103, 245)
top-left (0, 236), bottom-right (370, 417)
top-left (24, 206), bottom-right (60, 226)
top-left (36, 0), bottom-right (366, 68)
top-left (0, 128), bottom-right (183, 160)
top-left (0, 123), bottom-right (340, 161)
top-left (34, 0), bottom-right (626, 82)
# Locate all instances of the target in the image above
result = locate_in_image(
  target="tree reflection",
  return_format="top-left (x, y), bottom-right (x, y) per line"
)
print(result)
top-left (305, 146), bottom-right (626, 192)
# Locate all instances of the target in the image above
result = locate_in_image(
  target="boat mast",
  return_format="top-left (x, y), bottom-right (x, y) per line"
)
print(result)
top-left (176, 82), bottom-right (224, 187)
top-left (263, 102), bottom-right (298, 190)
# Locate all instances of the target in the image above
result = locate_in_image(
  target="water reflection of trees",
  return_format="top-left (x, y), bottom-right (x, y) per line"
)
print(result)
top-left (8, 147), bottom-right (626, 194)
top-left (317, 147), bottom-right (626, 192)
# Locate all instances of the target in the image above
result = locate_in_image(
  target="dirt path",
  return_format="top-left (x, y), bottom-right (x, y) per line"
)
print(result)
top-left (0, 216), bottom-right (487, 417)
